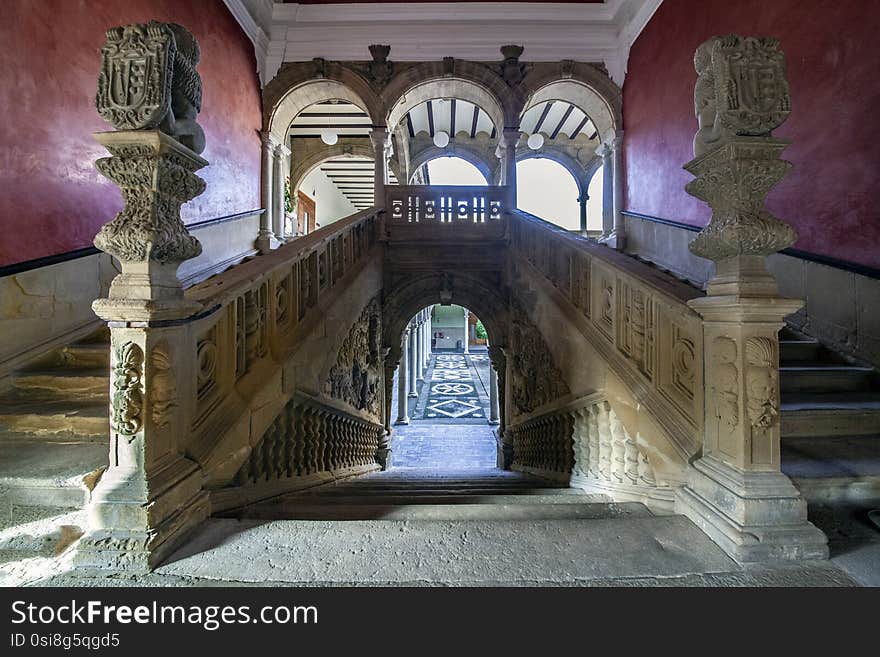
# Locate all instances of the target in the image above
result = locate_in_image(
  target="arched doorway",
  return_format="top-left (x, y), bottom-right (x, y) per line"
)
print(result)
top-left (390, 304), bottom-right (499, 470)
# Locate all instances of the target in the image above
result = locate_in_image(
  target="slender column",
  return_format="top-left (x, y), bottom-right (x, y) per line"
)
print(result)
top-left (416, 319), bottom-right (425, 382)
top-left (598, 132), bottom-right (625, 249)
top-left (408, 321), bottom-right (418, 397)
top-left (257, 132), bottom-right (278, 253)
top-left (463, 307), bottom-right (470, 354)
top-left (598, 142), bottom-right (614, 242)
top-left (500, 127), bottom-right (520, 206)
top-left (578, 192), bottom-right (588, 234)
top-left (396, 331), bottom-right (410, 424)
top-left (273, 143), bottom-right (290, 241)
top-left (489, 363), bottom-right (500, 425)
top-left (370, 127), bottom-right (390, 208)
top-left (426, 308), bottom-right (433, 360)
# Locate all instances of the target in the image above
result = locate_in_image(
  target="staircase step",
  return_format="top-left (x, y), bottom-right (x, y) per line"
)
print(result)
top-left (782, 393), bottom-right (880, 437)
top-left (266, 492), bottom-right (607, 506)
top-left (0, 442), bottom-right (106, 511)
top-left (780, 364), bottom-right (874, 393)
top-left (12, 369), bottom-right (108, 401)
top-left (783, 436), bottom-right (880, 505)
top-left (59, 343), bottom-right (110, 369)
top-left (295, 487), bottom-right (584, 497)
top-left (231, 500), bottom-right (649, 521)
top-left (780, 339), bottom-right (823, 362)
top-left (0, 396), bottom-right (108, 442)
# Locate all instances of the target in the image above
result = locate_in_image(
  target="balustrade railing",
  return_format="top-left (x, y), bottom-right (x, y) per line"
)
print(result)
top-left (508, 209), bottom-right (705, 462)
top-left (386, 185), bottom-right (512, 224)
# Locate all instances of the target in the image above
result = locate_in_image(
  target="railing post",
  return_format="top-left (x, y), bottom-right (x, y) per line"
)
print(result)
top-left (674, 34), bottom-right (827, 562)
top-left (78, 21), bottom-right (211, 571)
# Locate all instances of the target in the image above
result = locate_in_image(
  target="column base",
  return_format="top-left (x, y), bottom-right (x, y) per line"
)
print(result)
top-left (598, 230), bottom-right (625, 250)
top-left (407, 392), bottom-right (418, 398)
top-left (488, 419), bottom-right (500, 426)
top-left (675, 456), bottom-right (828, 563)
top-left (73, 455), bottom-right (210, 573)
top-left (255, 231), bottom-right (281, 255)
top-left (395, 416), bottom-right (410, 425)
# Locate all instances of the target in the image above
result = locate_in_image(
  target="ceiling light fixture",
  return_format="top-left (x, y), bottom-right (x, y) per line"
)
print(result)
top-left (433, 131), bottom-right (450, 148)
top-left (527, 133), bottom-right (544, 150)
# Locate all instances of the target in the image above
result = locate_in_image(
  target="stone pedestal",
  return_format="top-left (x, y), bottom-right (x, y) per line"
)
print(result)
top-left (676, 291), bottom-right (827, 562)
top-left (76, 130), bottom-right (209, 572)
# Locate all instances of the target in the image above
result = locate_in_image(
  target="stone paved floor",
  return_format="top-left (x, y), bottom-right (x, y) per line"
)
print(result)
top-left (391, 349), bottom-right (497, 469)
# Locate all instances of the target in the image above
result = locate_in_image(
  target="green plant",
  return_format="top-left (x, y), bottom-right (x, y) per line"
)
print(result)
top-left (284, 176), bottom-right (293, 214)
top-left (474, 319), bottom-right (488, 340)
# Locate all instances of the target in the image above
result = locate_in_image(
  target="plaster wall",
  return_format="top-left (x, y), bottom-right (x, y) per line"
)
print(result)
top-left (298, 168), bottom-right (359, 229)
top-left (623, 0), bottom-right (880, 269)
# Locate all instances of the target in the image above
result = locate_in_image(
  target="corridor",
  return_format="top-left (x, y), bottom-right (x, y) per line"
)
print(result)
top-left (391, 350), bottom-right (498, 469)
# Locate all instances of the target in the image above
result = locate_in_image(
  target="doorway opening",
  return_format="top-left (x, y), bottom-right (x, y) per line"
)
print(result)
top-left (390, 304), bottom-right (499, 470)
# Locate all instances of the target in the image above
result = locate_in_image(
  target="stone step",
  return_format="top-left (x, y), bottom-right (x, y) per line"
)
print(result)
top-left (0, 441), bottom-right (106, 512)
top-left (783, 436), bottom-right (880, 505)
top-left (230, 500), bottom-right (649, 521)
top-left (0, 395), bottom-right (108, 442)
top-left (58, 342), bottom-right (111, 369)
top-left (781, 393), bottom-right (880, 437)
top-left (295, 486), bottom-right (584, 497)
top-left (11, 368), bottom-right (108, 401)
top-left (780, 364), bottom-right (874, 393)
top-left (259, 492), bottom-right (609, 506)
top-left (779, 338), bottom-right (824, 363)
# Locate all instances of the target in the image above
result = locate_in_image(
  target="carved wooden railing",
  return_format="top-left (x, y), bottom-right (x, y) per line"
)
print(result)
top-left (179, 209), bottom-right (383, 490)
top-left (508, 209), bottom-right (705, 463)
top-left (386, 185), bottom-right (512, 224)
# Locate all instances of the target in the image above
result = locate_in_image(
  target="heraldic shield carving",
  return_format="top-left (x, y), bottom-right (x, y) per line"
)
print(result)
top-left (97, 21), bottom-right (205, 153)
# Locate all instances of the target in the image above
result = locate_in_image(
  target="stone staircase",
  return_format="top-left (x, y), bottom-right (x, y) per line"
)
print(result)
top-left (779, 326), bottom-right (880, 506)
top-left (0, 329), bottom-right (110, 543)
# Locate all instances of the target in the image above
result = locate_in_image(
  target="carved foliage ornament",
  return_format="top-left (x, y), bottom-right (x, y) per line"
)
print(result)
top-left (96, 21), bottom-right (205, 153)
top-left (93, 143), bottom-right (204, 264)
top-left (508, 303), bottom-right (569, 414)
top-left (324, 298), bottom-right (383, 415)
top-left (745, 336), bottom-right (779, 428)
top-left (111, 342), bottom-right (144, 438)
top-left (149, 340), bottom-right (176, 429)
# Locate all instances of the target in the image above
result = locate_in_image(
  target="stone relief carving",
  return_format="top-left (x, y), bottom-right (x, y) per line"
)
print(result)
top-left (366, 44), bottom-right (394, 86)
top-left (149, 340), bottom-right (176, 429)
top-left (97, 21), bottom-right (205, 153)
top-left (312, 57), bottom-right (327, 79)
top-left (710, 336), bottom-right (739, 433)
top-left (508, 303), bottom-right (569, 414)
top-left (687, 34), bottom-right (798, 262)
top-left (111, 341), bottom-right (144, 438)
top-left (93, 142), bottom-right (204, 265)
top-left (499, 45), bottom-right (526, 86)
top-left (671, 329), bottom-right (696, 401)
top-left (693, 34), bottom-right (791, 157)
top-left (324, 298), bottom-right (382, 416)
top-left (745, 336), bottom-right (779, 428)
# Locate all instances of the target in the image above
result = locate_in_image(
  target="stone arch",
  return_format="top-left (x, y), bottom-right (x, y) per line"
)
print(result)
top-left (383, 272), bottom-right (509, 368)
top-left (383, 61), bottom-right (521, 133)
top-left (515, 147), bottom-right (592, 197)
top-left (520, 69), bottom-right (621, 143)
top-left (289, 142), bottom-right (378, 197)
top-left (263, 63), bottom-right (385, 141)
top-left (407, 146), bottom-right (495, 185)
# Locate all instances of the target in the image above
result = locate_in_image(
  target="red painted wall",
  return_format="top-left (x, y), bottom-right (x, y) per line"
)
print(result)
top-left (623, 0), bottom-right (880, 268)
top-left (0, 0), bottom-right (262, 267)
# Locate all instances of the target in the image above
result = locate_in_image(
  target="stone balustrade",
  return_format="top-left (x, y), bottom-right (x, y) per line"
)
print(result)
top-left (509, 209), bottom-right (705, 461)
top-left (386, 185), bottom-right (511, 224)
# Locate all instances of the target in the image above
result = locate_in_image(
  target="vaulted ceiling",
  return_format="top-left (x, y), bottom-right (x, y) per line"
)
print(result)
top-left (289, 100), bottom-right (371, 139)
top-left (403, 99), bottom-right (496, 139)
top-left (318, 157), bottom-right (398, 211)
top-left (520, 101), bottom-right (597, 140)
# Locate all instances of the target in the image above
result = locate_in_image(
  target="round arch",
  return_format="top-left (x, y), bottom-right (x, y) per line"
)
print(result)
top-left (383, 273), bottom-right (509, 369)
top-left (289, 143), bottom-right (378, 198)
top-left (383, 64), bottom-right (513, 135)
top-left (408, 148), bottom-right (494, 185)
top-left (266, 78), bottom-right (382, 142)
top-left (521, 80), bottom-right (619, 144)
top-left (515, 147), bottom-right (592, 197)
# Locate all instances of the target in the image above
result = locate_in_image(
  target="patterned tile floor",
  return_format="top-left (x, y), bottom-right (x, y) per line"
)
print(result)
top-left (391, 349), bottom-right (498, 469)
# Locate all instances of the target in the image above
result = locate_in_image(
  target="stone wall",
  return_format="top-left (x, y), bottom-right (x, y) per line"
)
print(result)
top-left (622, 0), bottom-right (880, 270)
top-left (625, 214), bottom-right (880, 368)
top-left (0, 0), bottom-right (262, 267)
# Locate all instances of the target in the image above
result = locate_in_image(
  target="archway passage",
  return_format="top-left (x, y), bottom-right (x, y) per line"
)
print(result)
top-left (390, 304), bottom-right (498, 470)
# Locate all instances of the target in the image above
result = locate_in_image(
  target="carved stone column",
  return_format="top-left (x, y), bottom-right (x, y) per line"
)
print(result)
top-left (598, 142), bottom-right (614, 239)
top-left (396, 330), bottom-right (411, 424)
top-left (598, 132), bottom-right (625, 249)
top-left (462, 307), bottom-right (470, 353)
top-left (370, 126), bottom-right (390, 208)
top-left (489, 362), bottom-right (500, 425)
top-left (426, 308), bottom-right (433, 360)
top-left (578, 191), bottom-right (589, 234)
top-left (378, 356), bottom-right (394, 470)
top-left (500, 127), bottom-right (520, 206)
top-left (273, 142), bottom-right (291, 241)
top-left (490, 345), bottom-right (511, 467)
top-left (257, 131), bottom-right (279, 253)
top-left (408, 321), bottom-right (419, 398)
top-left (673, 34), bottom-right (827, 563)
